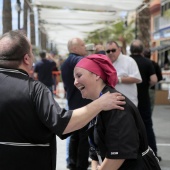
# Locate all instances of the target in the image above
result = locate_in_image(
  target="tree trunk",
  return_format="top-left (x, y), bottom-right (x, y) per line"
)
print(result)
top-left (23, 0), bottom-right (28, 34)
top-left (41, 30), bottom-right (47, 50)
top-left (122, 40), bottom-right (127, 55)
top-left (3, 0), bottom-right (12, 33)
top-left (137, 0), bottom-right (151, 48)
top-left (30, 12), bottom-right (36, 46)
top-left (29, 0), bottom-right (35, 46)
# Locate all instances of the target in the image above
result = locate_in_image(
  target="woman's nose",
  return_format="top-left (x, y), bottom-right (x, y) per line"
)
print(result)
top-left (74, 78), bottom-right (78, 86)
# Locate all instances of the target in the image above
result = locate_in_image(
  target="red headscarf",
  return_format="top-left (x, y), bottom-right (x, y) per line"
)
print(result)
top-left (75, 54), bottom-right (118, 88)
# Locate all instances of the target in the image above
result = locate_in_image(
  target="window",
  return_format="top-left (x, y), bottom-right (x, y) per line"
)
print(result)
top-left (154, 16), bottom-right (160, 31)
top-left (161, 2), bottom-right (170, 16)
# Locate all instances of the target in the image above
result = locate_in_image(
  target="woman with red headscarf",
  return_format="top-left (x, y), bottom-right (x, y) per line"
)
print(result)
top-left (74, 54), bottom-right (161, 170)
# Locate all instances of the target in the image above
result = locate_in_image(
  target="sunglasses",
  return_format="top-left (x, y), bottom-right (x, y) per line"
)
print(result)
top-left (106, 49), bottom-right (116, 54)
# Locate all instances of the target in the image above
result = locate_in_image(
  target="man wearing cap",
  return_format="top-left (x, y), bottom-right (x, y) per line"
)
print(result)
top-left (106, 40), bottom-right (142, 106)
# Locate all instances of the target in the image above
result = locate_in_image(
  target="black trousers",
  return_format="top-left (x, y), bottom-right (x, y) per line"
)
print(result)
top-left (68, 126), bottom-right (89, 170)
top-left (138, 104), bottom-right (157, 155)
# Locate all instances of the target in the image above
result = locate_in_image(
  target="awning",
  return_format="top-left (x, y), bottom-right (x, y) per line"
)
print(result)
top-left (151, 44), bottom-right (170, 52)
top-left (33, 0), bottom-right (144, 55)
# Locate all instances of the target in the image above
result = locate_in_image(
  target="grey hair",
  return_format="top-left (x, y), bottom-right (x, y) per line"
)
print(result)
top-left (67, 38), bottom-right (80, 53)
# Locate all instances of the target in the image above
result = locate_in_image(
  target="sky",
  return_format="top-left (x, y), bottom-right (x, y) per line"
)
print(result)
top-left (0, 0), bottom-right (39, 46)
top-left (0, 0), bottom-right (24, 34)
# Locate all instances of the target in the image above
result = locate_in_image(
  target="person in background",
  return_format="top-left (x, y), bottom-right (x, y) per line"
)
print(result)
top-left (143, 48), bottom-right (163, 113)
top-left (47, 51), bottom-right (60, 96)
top-left (61, 37), bottom-right (92, 170)
top-left (95, 44), bottom-right (106, 55)
top-left (130, 39), bottom-right (161, 161)
top-left (0, 30), bottom-right (125, 170)
top-left (74, 54), bottom-right (161, 170)
top-left (34, 50), bottom-right (56, 93)
top-left (86, 43), bottom-right (95, 55)
top-left (106, 40), bottom-right (142, 106)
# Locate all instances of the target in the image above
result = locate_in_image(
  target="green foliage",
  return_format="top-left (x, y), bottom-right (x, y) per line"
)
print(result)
top-left (85, 20), bottom-right (135, 53)
top-left (163, 9), bottom-right (170, 19)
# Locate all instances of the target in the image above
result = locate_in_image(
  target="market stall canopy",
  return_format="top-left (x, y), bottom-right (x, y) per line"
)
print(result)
top-left (151, 44), bottom-right (170, 52)
top-left (33, 0), bottom-right (144, 55)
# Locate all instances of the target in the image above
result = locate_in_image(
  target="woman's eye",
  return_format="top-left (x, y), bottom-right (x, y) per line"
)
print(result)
top-left (76, 73), bottom-right (82, 78)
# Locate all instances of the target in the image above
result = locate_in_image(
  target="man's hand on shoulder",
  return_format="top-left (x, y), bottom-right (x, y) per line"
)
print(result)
top-left (99, 92), bottom-right (125, 111)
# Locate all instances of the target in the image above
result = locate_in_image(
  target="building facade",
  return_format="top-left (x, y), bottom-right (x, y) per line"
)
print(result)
top-left (150, 0), bottom-right (170, 69)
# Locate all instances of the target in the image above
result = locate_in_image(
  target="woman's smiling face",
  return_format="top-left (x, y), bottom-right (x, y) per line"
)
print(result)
top-left (74, 67), bottom-right (99, 100)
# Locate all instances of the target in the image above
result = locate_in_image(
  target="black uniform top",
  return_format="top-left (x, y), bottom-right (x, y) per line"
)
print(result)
top-left (88, 86), bottom-right (161, 170)
top-left (0, 67), bottom-right (72, 170)
top-left (150, 60), bottom-right (163, 90)
top-left (130, 54), bottom-right (156, 108)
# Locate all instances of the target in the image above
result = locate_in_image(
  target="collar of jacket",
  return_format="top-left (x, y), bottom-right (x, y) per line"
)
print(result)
top-left (0, 67), bottom-right (29, 76)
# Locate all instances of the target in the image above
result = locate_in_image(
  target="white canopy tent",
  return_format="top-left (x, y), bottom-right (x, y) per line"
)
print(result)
top-left (33, 0), bottom-right (144, 55)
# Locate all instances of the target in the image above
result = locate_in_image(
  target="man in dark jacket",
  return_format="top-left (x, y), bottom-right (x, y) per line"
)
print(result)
top-left (34, 50), bottom-right (56, 93)
top-left (130, 39), bottom-right (161, 161)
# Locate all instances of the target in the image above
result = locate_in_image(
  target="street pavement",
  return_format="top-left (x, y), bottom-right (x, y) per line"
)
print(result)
top-left (54, 95), bottom-right (170, 170)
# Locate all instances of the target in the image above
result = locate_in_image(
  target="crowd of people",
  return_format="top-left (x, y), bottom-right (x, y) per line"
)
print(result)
top-left (0, 30), bottom-right (164, 170)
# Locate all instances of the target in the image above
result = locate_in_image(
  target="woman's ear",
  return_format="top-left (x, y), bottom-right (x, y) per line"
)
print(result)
top-left (95, 75), bottom-right (100, 81)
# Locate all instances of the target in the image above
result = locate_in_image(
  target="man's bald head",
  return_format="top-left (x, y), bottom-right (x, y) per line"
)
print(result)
top-left (67, 38), bottom-right (87, 56)
top-left (67, 38), bottom-right (79, 52)
top-left (130, 39), bottom-right (144, 55)
top-left (0, 31), bottom-right (31, 68)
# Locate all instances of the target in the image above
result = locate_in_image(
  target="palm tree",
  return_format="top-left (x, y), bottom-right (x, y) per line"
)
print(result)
top-left (41, 29), bottom-right (47, 50)
top-left (109, 21), bottom-right (134, 54)
top-left (136, 0), bottom-right (151, 48)
top-left (30, 13), bottom-right (35, 46)
top-left (29, 0), bottom-right (36, 46)
top-left (3, 0), bottom-right (12, 33)
top-left (85, 31), bottom-right (105, 45)
top-left (85, 20), bottom-right (135, 54)
top-left (23, 0), bottom-right (28, 34)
